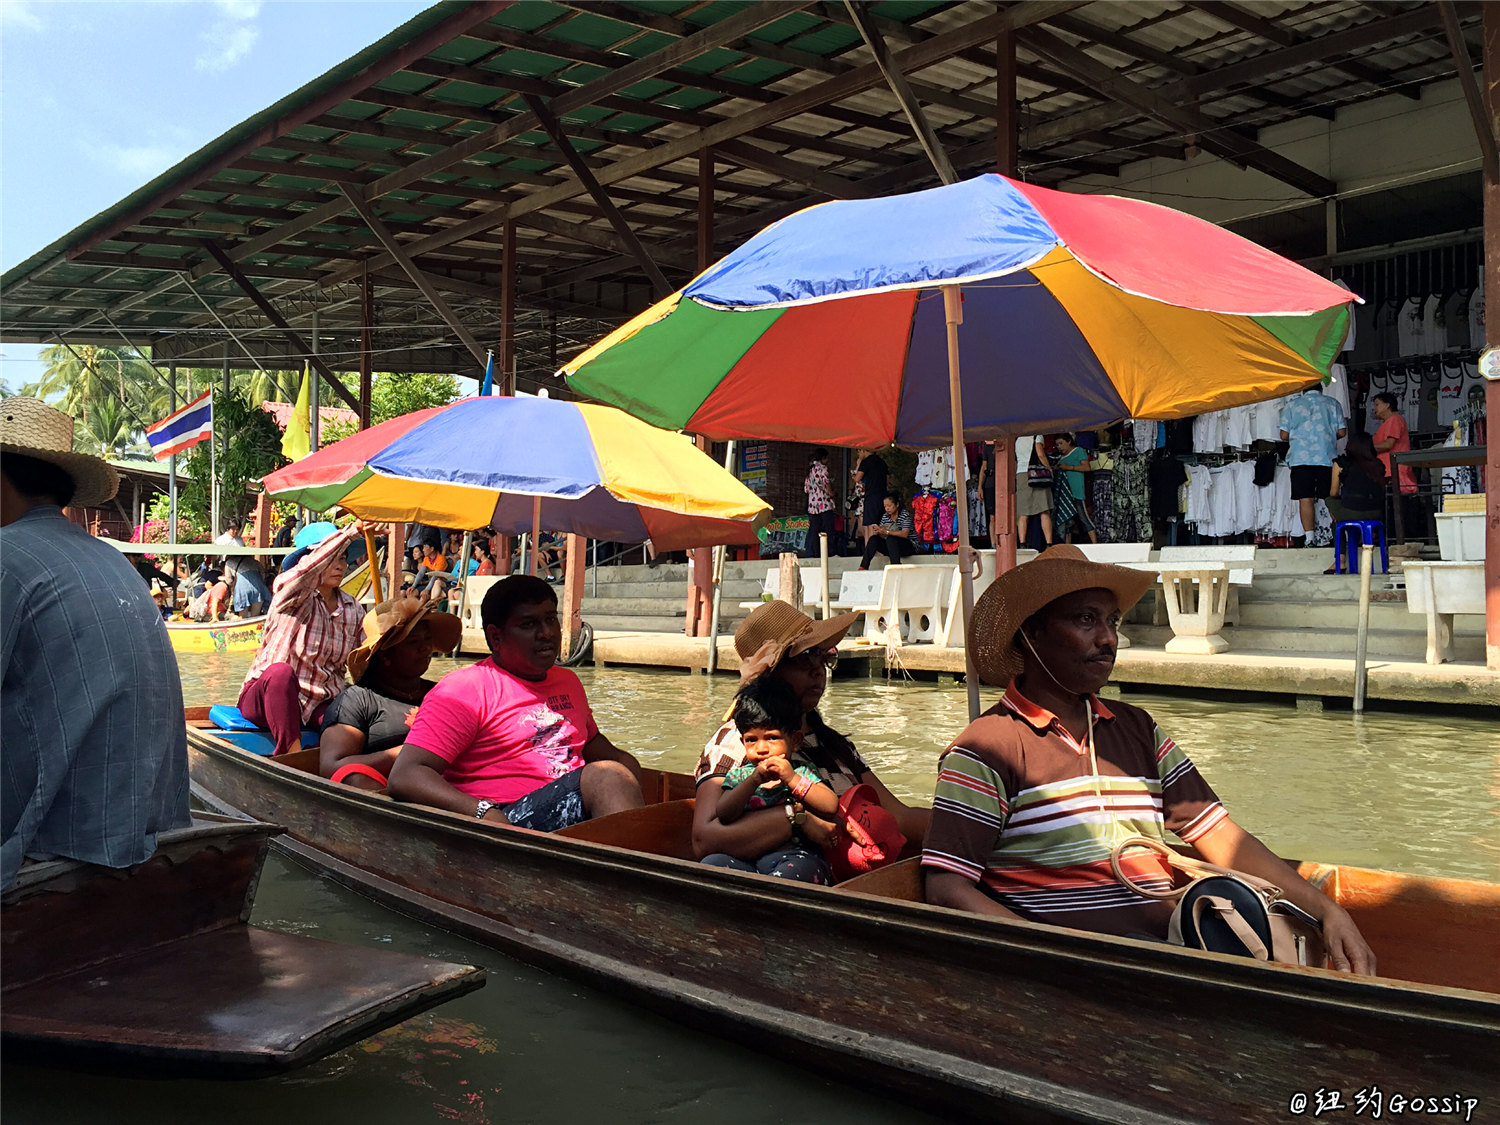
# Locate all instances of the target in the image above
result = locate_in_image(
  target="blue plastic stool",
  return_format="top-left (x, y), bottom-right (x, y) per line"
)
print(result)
top-left (1334, 520), bottom-right (1388, 575)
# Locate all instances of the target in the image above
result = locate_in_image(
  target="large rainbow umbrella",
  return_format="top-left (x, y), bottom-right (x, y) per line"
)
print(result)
top-left (260, 396), bottom-right (769, 553)
top-left (560, 173), bottom-right (1356, 715)
top-left (562, 173), bottom-right (1353, 445)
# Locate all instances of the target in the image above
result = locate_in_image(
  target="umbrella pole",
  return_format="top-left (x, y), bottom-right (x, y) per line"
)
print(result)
top-left (706, 439), bottom-right (737, 676)
top-left (943, 285), bottom-right (982, 721)
top-left (364, 528), bottom-right (384, 604)
top-left (531, 496), bottom-right (542, 577)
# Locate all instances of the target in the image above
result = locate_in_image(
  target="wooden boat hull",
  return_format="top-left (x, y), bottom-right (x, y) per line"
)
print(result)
top-left (1, 816), bottom-right (484, 1077)
top-left (167, 615), bottom-right (265, 653)
top-left (185, 728), bottom-right (1500, 1122)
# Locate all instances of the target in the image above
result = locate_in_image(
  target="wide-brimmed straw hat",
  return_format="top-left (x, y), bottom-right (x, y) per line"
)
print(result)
top-left (734, 600), bottom-right (859, 685)
top-left (968, 544), bottom-right (1156, 687)
top-left (347, 596), bottom-right (462, 683)
top-left (0, 396), bottom-right (119, 507)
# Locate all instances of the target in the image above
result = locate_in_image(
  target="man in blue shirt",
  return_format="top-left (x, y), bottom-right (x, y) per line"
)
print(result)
top-left (1, 397), bottom-right (190, 888)
top-left (1278, 387), bottom-right (1347, 542)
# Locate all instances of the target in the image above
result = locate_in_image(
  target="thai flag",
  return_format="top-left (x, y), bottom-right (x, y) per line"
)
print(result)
top-left (146, 390), bottom-right (213, 461)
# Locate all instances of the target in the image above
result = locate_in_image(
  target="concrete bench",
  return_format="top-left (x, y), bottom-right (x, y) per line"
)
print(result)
top-left (1155, 563), bottom-right (1233, 654)
top-left (1401, 561), bottom-right (1484, 664)
top-left (933, 548), bottom-right (1039, 648)
top-left (844, 566), bottom-right (906, 642)
top-left (738, 565), bottom-right (826, 611)
top-left (459, 576), bottom-right (503, 634)
top-left (889, 565), bottom-right (950, 643)
top-left (1079, 543), bottom-right (1152, 564)
top-left (1153, 545), bottom-right (1256, 626)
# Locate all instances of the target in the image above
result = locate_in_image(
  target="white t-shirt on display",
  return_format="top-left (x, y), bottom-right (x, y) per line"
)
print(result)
top-left (1396, 297), bottom-right (1425, 357)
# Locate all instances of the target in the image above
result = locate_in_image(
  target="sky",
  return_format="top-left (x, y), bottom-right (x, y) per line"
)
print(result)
top-left (0, 0), bottom-right (432, 392)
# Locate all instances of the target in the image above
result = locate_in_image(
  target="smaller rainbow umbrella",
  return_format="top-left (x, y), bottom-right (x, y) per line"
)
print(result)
top-left (260, 396), bottom-right (769, 553)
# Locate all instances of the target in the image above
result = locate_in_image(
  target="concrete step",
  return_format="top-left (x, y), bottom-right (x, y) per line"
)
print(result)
top-left (580, 597), bottom-right (685, 617)
top-left (583, 614), bottom-right (689, 633)
top-left (1124, 623), bottom-right (1485, 662)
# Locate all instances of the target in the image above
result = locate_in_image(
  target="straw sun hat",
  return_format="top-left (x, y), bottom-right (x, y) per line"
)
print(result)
top-left (347, 596), bottom-right (462, 683)
top-left (967, 544), bottom-right (1156, 687)
top-left (734, 599), bottom-right (860, 685)
top-left (0, 396), bottom-right (119, 508)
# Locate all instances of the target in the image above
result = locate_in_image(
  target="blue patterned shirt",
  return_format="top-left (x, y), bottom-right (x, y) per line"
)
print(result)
top-left (2, 506), bottom-right (190, 887)
top-left (1277, 389), bottom-right (1346, 467)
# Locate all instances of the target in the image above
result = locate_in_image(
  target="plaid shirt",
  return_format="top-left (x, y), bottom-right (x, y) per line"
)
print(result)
top-left (2, 507), bottom-right (190, 886)
top-left (242, 523), bottom-right (365, 723)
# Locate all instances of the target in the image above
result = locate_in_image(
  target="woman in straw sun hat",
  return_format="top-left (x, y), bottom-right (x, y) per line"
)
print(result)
top-left (690, 599), bottom-right (929, 884)
top-left (920, 544), bottom-right (1375, 975)
top-left (1, 396), bottom-right (189, 887)
top-left (318, 595), bottom-right (462, 791)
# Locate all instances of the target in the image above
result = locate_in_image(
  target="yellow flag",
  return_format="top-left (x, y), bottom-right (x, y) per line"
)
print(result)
top-left (281, 364), bottom-right (311, 461)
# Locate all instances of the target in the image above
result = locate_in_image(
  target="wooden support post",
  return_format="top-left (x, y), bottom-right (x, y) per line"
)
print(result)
top-left (359, 264), bottom-right (374, 429)
top-left (562, 534), bottom-right (586, 659)
top-left (777, 552), bottom-right (803, 612)
top-left (496, 221), bottom-right (516, 577)
top-left (994, 28), bottom-right (1020, 576)
top-left (387, 523), bottom-right (405, 603)
top-left (1484, 1), bottom-right (1500, 670)
top-left (684, 158), bottom-right (717, 638)
top-left (252, 490), bottom-right (272, 549)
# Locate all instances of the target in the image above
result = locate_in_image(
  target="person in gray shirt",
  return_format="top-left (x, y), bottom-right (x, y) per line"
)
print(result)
top-left (1, 397), bottom-right (190, 889)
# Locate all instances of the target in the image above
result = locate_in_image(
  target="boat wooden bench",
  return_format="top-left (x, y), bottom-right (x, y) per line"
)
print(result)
top-left (0, 815), bottom-right (484, 1077)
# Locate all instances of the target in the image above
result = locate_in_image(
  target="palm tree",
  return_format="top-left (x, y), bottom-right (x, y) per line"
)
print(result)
top-left (75, 397), bottom-right (137, 458)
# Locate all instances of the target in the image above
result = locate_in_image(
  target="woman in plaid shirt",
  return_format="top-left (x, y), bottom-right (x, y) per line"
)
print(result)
top-left (236, 521), bottom-right (370, 755)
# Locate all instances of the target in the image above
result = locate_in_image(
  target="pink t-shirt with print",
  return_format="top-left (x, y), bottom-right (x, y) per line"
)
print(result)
top-left (405, 658), bottom-right (597, 803)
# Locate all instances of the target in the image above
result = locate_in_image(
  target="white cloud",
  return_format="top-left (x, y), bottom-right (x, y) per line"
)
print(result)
top-left (0, 1), bottom-right (45, 32)
top-left (194, 0), bottom-right (261, 74)
top-left (92, 139), bottom-right (190, 179)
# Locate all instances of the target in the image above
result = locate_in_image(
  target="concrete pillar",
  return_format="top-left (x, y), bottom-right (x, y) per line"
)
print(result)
top-left (1485, 3), bottom-right (1500, 669)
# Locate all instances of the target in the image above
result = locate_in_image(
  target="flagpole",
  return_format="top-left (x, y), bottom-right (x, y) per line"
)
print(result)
top-left (168, 362), bottom-right (178, 597)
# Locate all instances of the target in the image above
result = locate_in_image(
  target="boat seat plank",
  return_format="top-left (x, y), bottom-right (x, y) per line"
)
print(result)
top-left (554, 799), bottom-right (697, 860)
top-left (832, 855), bottom-right (925, 901)
top-left (1306, 862), bottom-right (1500, 995)
top-left (1, 926), bottom-right (484, 1078)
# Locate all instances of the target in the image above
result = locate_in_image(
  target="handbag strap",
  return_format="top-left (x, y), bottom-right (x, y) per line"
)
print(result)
top-left (1108, 834), bottom-right (1284, 902)
top-left (1109, 836), bottom-right (1185, 901)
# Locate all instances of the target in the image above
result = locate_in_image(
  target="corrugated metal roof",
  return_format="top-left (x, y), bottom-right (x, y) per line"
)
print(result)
top-left (0, 0), bottom-right (1482, 392)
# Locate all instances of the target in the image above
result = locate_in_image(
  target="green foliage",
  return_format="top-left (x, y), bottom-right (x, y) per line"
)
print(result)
top-left (321, 371), bottom-right (459, 444)
top-left (178, 389), bottom-right (287, 527)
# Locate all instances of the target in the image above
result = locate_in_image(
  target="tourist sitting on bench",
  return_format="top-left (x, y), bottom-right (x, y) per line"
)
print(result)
top-left (318, 596), bottom-right (461, 791)
top-left (389, 575), bottom-right (644, 831)
top-left (921, 544), bottom-right (1375, 975)
top-left (858, 491), bottom-right (915, 570)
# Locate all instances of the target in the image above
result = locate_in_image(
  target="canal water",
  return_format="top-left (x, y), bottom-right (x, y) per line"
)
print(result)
top-left (6, 652), bottom-right (1497, 1124)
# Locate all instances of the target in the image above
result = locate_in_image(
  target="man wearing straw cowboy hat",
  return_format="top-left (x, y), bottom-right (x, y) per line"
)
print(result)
top-left (0, 397), bottom-right (190, 889)
top-left (921, 544), bottom-right (1374, 975)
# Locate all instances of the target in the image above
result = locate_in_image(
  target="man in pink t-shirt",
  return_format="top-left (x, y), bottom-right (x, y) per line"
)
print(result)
top-left (1371, 392), bottom-right (1418, 495)
top-left (390, 575), bottom-right (644, 831)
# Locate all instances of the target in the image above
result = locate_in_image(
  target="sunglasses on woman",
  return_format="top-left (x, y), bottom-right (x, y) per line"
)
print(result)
top-left (784, 646), bottom-right (838, 671)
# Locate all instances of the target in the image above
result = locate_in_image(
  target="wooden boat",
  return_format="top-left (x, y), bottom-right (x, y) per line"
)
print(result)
top-left (184, 714), bottom-right (1500, 1122)
top-left (166, 614), bottom-right (266, 653)
top-left (1, 812), bottom-right (485, 1077)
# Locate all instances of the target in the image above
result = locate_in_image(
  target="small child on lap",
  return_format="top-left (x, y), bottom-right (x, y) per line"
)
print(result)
top-left (711, 676), bottom-right (839, 883)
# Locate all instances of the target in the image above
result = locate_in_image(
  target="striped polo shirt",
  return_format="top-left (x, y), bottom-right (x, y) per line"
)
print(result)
top-left (921, 679), bottom-right (1226, 938)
